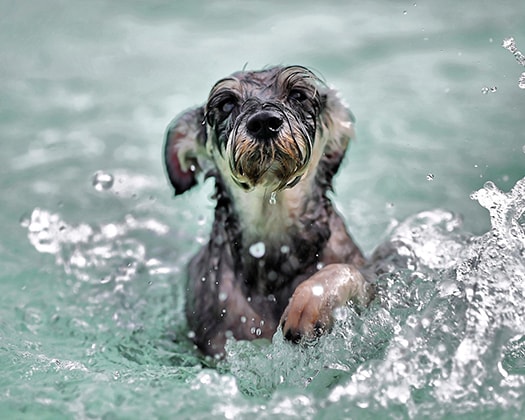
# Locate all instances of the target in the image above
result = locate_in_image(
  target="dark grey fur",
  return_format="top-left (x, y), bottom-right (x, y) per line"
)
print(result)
top-left (164, 66), bottom-right (368, 357)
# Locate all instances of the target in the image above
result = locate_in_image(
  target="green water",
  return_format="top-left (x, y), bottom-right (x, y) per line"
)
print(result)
top-left (1, 0), bottom-right (525, 418)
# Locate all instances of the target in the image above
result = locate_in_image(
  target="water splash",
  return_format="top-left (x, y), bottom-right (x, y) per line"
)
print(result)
top-left (502, 37), bottom-right (525, 66)
top-left (222, 177), bottom-right (525, 417)
top-left (502, 37), bottom-right (525, 88)
top-left (92, 171), bottom-right (114, 191)
top-left (23, 208), bottom-right (171, 284)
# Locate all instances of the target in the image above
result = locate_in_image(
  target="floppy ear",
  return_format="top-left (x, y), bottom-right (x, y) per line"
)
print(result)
top-left (316, 88), bottom-right (356, 188)
top-left (164, 106), bottom-right (208, 195)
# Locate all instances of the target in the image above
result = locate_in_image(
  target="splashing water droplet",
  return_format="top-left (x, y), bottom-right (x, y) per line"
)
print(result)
top-left (92, 171), bottom-right (114, 191)
top-left (502, 37), bottom-right (516, 51)
top-left (426, 173), bottom-right (435, 181)
top-left (249, 242), bottom-right (266, 258)
top-left (269, 191), bottom-right (277, 205)
top-left (502, 36), bottom-right (525, 87)
top-left (312, 285), bottom-right (324, 296)
top-left (519, 72), bottom-right (525, 89)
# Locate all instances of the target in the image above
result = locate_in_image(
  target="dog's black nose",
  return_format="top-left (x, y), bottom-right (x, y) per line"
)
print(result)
top-left (246, 110), bottom-right (283, 140)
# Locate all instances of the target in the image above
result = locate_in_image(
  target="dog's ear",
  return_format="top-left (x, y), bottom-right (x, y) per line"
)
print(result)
top-left (164, 106), bottom-right (209, 195)
top-left (316, 88), bottom-right (356, 188)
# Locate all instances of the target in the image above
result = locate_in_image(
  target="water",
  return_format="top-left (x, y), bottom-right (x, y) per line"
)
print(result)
top-left (1, 0), bottom-right (525, 418)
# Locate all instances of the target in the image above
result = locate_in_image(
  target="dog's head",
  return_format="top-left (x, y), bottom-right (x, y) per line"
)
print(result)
top-left (164, 65), bottom-right (355, 195)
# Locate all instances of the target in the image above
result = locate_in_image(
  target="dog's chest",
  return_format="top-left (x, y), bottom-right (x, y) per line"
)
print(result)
top-left (231, 183), bottom-right (309, 241)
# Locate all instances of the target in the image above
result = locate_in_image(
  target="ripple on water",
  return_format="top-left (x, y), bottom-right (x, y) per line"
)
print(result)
top-left (21, 177), bottom-right (525, 418)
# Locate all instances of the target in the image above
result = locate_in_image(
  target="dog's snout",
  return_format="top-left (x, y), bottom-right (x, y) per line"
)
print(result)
top-left (246, 110), bottom-right (283, 140)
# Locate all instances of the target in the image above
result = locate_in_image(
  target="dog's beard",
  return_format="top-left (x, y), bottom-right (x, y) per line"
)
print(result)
top-left (226, 126), bottom-right (312, 191)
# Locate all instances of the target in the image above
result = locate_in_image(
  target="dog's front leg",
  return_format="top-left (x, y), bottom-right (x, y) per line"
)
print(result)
top-left (280, 264), bottom-right (372, 343)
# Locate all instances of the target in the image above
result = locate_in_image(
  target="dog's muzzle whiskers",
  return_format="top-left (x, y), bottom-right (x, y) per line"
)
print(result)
top-left (224, 109), bottom-right (313, 191)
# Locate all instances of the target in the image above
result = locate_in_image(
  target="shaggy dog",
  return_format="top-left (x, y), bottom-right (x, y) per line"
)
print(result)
top-left (164, 65), bottom-right (373, 357)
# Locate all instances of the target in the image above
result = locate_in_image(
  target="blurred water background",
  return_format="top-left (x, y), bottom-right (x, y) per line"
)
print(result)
top-left (1, 0), bottom-right (524, 418)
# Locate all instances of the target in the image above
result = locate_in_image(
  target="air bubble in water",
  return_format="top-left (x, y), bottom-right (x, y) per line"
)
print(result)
top-left (249, 241), bottom-right (266, 258)
top-left (92, 171), bottom-right (114, 191)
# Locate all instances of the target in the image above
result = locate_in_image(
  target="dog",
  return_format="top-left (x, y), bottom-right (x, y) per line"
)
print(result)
top-left (164, 65), bottom-right (373, 357)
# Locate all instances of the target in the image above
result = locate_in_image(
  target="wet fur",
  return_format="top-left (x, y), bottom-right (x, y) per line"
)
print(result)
top-left (164, 66), bottom-right (372, 357)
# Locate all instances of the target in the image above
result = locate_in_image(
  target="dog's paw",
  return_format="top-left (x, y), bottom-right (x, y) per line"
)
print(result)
top-left (279, 278), bottom-right (335, 343)
top-left (279, 263), bottom-right (370, 343)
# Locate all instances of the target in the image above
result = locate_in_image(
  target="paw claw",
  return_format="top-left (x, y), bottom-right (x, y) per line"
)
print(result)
top-left (314, 321), bottom-right (325, 337)
top-left (284, 328), bottom-right (302, 343)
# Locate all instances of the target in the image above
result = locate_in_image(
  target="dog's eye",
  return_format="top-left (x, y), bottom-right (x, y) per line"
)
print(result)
top-left (219, 99), bottom-right (237, 114)
top-left (288, 89), bottom-right (308, 102)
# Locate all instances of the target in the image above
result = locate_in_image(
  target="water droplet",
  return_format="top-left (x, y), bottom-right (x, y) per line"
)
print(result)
top-left (219, 292), bottom-right (228, 302)
top-left (481, 87), bottom-right (490, 94)
top-left (406, 315), bottom-right (418, 328)
top-left (519, 72), bottom-right (525, 89)
top-left (19, 213), bottom-right (30, 228)
top-left (403, 10), bottom-right (407, 15)
top-left (502, 37), bottom-right (515, 51)
top-left (426, 173), bottom-right (435, 181)
top-left (92, 171), bottom-right (114, 191)
top-left (280, 245), bottom-right (290, 254)
top-left (249, 241), bottom-right (266, 258)
top-left (269, 191), bottom-right (277, 205)
top-left (240, 316), bottom-right (247, 323)
top-left (312, 285), bottom-right (324, 297)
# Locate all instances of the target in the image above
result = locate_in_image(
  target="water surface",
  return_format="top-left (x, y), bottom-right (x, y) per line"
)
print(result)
top-left (1, 1), bottom-right (525, 418)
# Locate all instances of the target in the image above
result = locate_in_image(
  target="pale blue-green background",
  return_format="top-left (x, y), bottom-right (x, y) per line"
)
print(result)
top-left (1, 0), bottom-right (524, 418)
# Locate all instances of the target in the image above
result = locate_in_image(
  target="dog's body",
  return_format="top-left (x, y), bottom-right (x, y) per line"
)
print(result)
top-left (165, 66), bottom-right (373, 357)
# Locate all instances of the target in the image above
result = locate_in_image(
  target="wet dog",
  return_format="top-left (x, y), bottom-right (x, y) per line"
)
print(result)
top-left (164, 65), bottom-right (373, 357)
